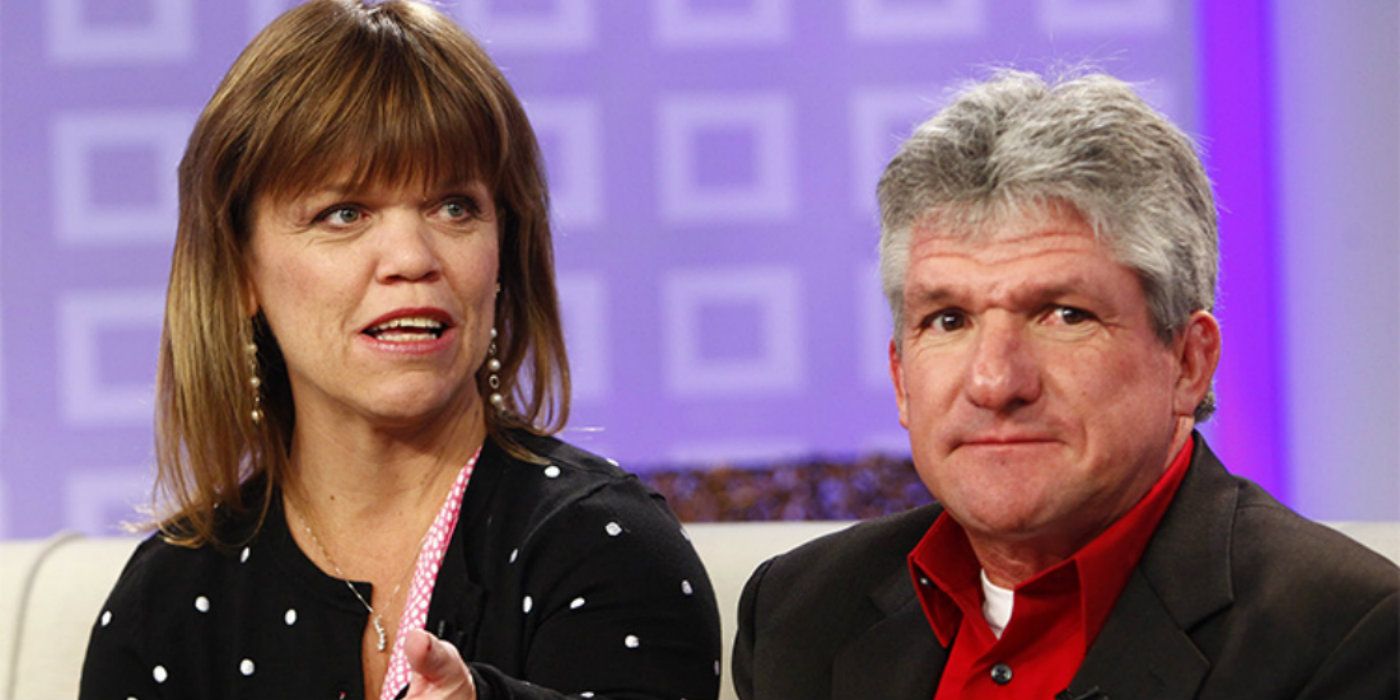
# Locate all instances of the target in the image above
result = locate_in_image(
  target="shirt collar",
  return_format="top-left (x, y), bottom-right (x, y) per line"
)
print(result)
top-left (908, 435), bottom-right (1196, 648)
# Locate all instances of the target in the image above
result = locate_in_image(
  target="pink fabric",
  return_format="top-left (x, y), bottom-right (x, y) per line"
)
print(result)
top-left (380, 448), bottom-right (479, 700)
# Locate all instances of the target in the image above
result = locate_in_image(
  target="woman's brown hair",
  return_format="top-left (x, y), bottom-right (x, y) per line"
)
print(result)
top-left (155, 0), bottom-right (569, 546)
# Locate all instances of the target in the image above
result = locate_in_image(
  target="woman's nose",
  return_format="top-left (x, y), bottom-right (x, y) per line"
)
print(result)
top-left (375, 211), bottom-right (442, 284)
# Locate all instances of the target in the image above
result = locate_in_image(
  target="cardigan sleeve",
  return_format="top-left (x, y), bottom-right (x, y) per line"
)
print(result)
top-left (78, 540), bottom-right (168, 700)
top-left (79, 611), bottom-right (166, 700)
top-left (468, 479), bottom-right (722, 700)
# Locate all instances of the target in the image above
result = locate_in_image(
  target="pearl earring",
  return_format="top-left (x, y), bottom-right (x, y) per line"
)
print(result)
top-left (487, 327), bottom-right (504, 412)
top-left (245, 341), bottom-right (263, 425)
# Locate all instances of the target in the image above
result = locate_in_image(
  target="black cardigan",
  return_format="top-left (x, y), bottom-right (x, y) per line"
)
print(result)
top-left (79, 432), bottom-right (722, 700)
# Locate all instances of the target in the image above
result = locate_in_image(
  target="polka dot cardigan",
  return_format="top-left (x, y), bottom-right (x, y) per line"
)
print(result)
top-left (79, 432), bottom-right (722, 700)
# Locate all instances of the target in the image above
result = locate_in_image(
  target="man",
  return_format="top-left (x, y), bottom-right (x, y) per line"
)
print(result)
top-left (734, 71), bottom-right (1398, 699)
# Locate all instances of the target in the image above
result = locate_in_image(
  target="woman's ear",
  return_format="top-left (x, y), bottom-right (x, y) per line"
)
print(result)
top-left (1172, 310), bottom-right (1221, 417)
top-left (239, 273), bottom-right (259, 318)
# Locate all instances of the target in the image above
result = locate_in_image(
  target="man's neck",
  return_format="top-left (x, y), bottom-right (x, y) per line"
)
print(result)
top-left (971, 420), bottom-right (1196, 588)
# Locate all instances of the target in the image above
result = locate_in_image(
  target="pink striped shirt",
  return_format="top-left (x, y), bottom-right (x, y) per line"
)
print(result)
top-left (380, 449), bottom-right (479, 700)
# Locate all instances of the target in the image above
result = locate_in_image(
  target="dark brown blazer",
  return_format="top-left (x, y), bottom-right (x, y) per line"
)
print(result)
top-left (734, 437), bottom-right (1399, 699)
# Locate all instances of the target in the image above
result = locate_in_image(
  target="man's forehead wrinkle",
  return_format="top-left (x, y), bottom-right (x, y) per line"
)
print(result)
top-left (906, 273), bottom-right (1093, 310)
top-left (905, 234), bottom-right (1097, 281)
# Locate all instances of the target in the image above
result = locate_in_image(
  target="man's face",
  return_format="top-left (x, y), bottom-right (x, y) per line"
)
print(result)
top-left (890, 203), bottom-right (1208, 555)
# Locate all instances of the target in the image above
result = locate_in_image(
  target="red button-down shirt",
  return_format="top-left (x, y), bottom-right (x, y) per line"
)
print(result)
top-left (909, 437), bottom-right (1195, 699)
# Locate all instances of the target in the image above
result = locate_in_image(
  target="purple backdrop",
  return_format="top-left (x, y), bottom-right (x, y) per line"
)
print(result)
top-left (1, 0), bottom-right (1394, 538)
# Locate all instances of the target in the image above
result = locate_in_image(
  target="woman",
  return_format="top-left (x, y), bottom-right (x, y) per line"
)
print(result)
top-left (78, 2), bottom-right (720, 699)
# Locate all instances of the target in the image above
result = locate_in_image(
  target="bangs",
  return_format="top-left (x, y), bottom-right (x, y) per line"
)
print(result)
top-left (245, 4), bottom-right (509, 206)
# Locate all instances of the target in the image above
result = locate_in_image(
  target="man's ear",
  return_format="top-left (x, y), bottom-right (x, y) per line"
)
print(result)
top-left (889, 339), bottom-right (911, 429)
top-left (1172, 310), bottom-right (1221, 417)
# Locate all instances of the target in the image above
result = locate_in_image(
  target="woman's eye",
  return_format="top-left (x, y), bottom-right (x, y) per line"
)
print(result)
top-left (438, 197), bottom-right (479, 221)
top-left (319, 206), bottom-right (362, 226)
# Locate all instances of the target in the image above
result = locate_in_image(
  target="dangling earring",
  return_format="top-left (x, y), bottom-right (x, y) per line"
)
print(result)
top-left (487, 327), bottom-right (504, 412)
top-left (487, 281), bottom-right (504, 413)
top-left (246, 341), bottom-right (264, 425)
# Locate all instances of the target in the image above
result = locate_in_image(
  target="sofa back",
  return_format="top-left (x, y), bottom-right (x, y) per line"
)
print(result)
top-left (3, 520), bottom-right (1394, 700)
top-left (0, 521), bottom-right (851, 700)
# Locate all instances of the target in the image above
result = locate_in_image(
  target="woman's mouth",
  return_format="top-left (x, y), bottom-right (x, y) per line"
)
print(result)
top-left (362, 316), bottom-right (449, 342)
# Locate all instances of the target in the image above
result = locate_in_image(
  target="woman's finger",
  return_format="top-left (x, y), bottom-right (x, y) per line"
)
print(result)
top-left (403, 629), bottom-right (475, 699)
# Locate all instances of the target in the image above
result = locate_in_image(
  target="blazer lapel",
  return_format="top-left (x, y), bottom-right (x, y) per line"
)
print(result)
top-left (831, 565), bottom-right (943, 700)
top-left (1066, 436), bottom-right (1238, 700)
top-left (1066, 569), bottom-right (1209, 699)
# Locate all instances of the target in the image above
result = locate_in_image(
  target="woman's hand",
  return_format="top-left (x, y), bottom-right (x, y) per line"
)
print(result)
top-left (402, 629), bottom-right (477, 700)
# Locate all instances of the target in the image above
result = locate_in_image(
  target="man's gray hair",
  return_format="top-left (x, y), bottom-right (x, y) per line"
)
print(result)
top-left (877, 69), bottom-right (1218, 420)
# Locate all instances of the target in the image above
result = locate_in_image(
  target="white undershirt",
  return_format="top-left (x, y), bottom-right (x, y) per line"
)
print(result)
top-left (980, 569), bottom-right (1014, 639)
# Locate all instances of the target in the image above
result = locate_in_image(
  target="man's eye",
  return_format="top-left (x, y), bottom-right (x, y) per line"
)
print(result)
top-left (930, 310), bottom-right (967, 332)
top-left (1054, 306), bottom-right (1092, 325)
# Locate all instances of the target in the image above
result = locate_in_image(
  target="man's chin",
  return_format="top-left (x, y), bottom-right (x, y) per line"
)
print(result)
top-left (946, 497), bottom-right (1065, 545)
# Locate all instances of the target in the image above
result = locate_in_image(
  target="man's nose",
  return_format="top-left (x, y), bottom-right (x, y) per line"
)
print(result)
top-left (965, 319), bottom-right (1042, 412)
top-left (375, 212), bottom-right (442, 284)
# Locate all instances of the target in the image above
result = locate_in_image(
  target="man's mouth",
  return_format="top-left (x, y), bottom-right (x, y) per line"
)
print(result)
top-left (362, 316), bottom-right (449, 342)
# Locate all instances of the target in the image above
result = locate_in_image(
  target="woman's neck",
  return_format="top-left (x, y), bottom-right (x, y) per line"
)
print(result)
top-left (281, 400), bottom-right (487, 569)
top-left (278, 396), bottom-right (488, 700)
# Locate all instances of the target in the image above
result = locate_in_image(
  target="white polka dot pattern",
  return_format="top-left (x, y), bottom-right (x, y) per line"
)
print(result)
top-left (239, 658), bottom-right (255, 676)
top-left (284, 608), bottom-right (297, 625)
top-left (100, 610), bottom-right (112, 627)
top-left (194, 595), bottom-right (210, 612)
top-left (624, 634), bottom-right (640, 648)
top-left (152, 665), bottom-right (168, 683)
top-left (509, 548), bottom-right (519, 563)
top-left (681, 579), bottom-right (694, 596)
top-left (544, 464), bottom-right (561, 478)
top-left (569, 596), bottom-right (586, 610)
top-left (522, 596), bottom-right (533, 614)
top-left (240, 547), bottom-right (250, 563)
top-left (379, 449), bottom-right (479, 700)
top-left (605, 521), bottom-right (623, 537)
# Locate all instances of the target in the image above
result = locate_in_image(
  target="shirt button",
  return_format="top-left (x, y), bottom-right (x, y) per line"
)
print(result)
top-left (990, 662), bottom-right (1013, 685)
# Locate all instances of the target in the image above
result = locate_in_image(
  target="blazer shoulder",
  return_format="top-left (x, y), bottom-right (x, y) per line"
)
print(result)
top-left (1231, 482), bottom-right (1398, 600)
top-left (756, 505), bottom-right (940, 600)
top-left (735, 505), bottom-right (942, 699)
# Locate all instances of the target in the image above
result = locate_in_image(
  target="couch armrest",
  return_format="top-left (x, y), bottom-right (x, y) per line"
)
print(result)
top-left (0, 535), bottom-right (140, 700)
top-left (685, 521), bottom-right (853, 700)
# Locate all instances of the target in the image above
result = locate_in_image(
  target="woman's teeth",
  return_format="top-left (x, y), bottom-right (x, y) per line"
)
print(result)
top-left (365, 316), bottom-right (446, 340)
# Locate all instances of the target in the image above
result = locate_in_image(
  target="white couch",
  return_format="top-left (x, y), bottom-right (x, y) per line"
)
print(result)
top-left (3, 521), bottom-right (1395, 700)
